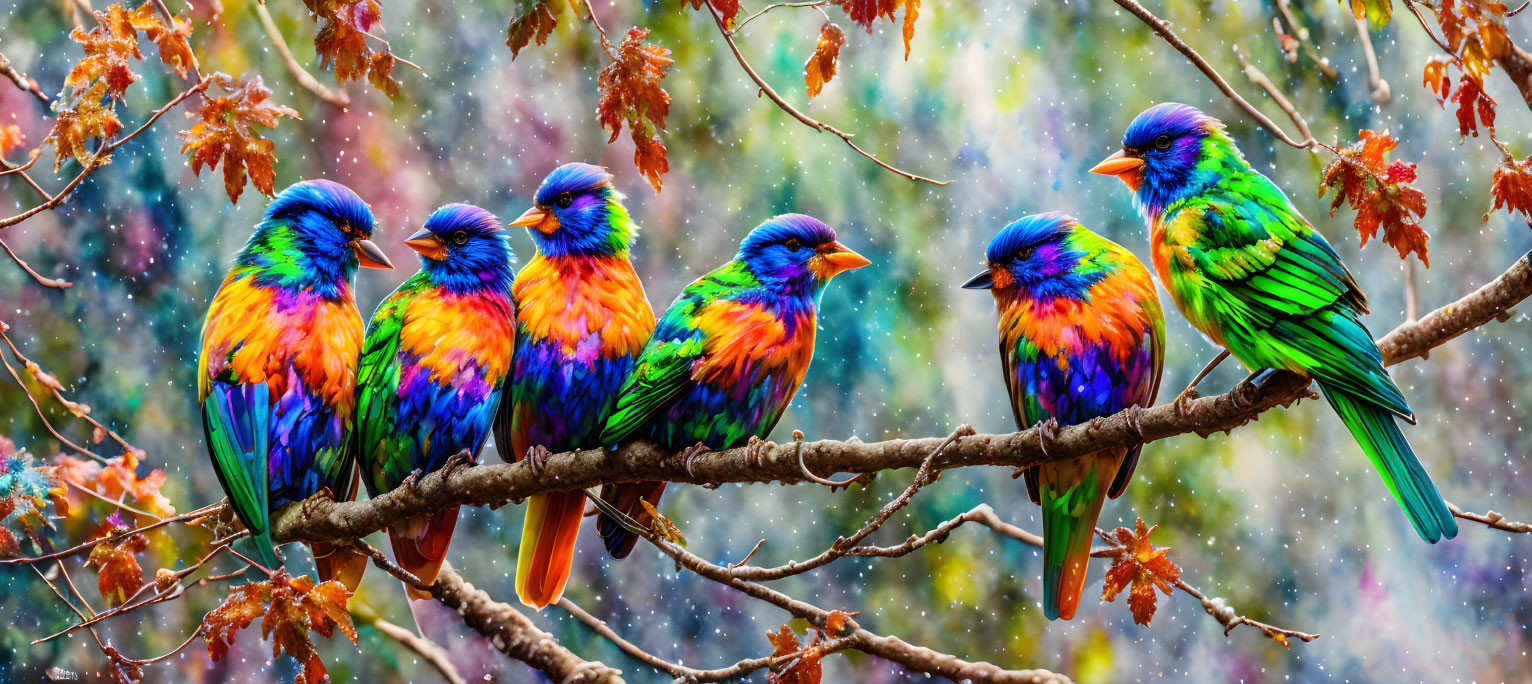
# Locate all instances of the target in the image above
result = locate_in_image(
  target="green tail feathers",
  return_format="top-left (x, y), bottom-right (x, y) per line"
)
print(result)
top-left (247, 527), bottom-right (283, 570)
top-left (1040, 475), bottom-right (1107, 621)
top-left (1320, 382), bottom-right (1457, 543)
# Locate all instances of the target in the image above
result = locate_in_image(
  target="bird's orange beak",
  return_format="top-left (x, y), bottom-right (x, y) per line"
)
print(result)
top-left (1089, 150), bottom-right (1144, 191)
top-left (814, 241), bottom-right (872, 279)
top-left (353, 239), bottom-right (393, 269)
top-left (509, 206), bottom-right (559, 234)
top-left (404, 229), bottom-right (448, 261)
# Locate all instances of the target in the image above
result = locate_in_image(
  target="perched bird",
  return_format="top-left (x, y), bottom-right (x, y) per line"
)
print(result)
top-left (355, 204), bottom-right (516, 599)
top-left (494, 163), bottom-right (656, 609)
top-left (1091, 103), bottom-right (1457, 542)
top-left (199, 179), bottom-right (393, 590)
top-left (963, 213), bottom-right (1164, 621)
top-left (597, 215), bottom-right (870, 557)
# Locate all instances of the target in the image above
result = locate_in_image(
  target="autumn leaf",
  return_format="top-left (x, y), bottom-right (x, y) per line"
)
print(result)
top-left (638, 498), bottom-right (686, 547)
top-left (1318, 129), bottom-right (1431, 266)
top-left (67, 4), bottom-right (146, 99)
top-left (85, 531), bottom-right (149, 607)
top-left (367, 53), bottom-right (402, 99)
top-left (686, 0), bottom-right (743, 26)
top-left (506, 0), bottom-right (557, 60)
top-left (126, 2), bottom-right (198, 80)
top-left (1486, 154), bottom-right (1532, 222)
top-left (179, 73), bottom-right (299, 204)
top-left (0, 125), bottom-right (25, 157)
top-left (823, 609), bottom-right (859, 634)
top-left (1101, 518), bottom-right (1181, 626)
top-left (1450, 72), bottom-right (1496, 138)
top-left (765, 624), bottom-right (824, 684)
top-left (831, 0), bottom-right (919, 58)
top-left (53, 451), bottom-right (176, 521)
top-left (203, 570), bottom-right (358, 684)
top-left (1345, 0), bottom-right (1393, 29)
top-left (306, 0), bottom-right (381, 82)
top-left (44, 82), bottom-right (123, 171)
top-left (596, 27), bottom-right (674, 193)
top-left (804, 23), bottom-right (845, 99)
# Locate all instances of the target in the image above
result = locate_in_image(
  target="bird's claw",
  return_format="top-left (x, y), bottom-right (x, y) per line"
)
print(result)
top-left (524, 445), bottom-right (553, 478)
top-left (1173, 387), bottom-right (1199, 417)
top-left (744, 435), bottom-right (774, 468)
top-left (442, 450), bottom-right (477, 476)
top-left (1125, 404), bottom-right (1146, 439)
top-left (680, 442), bottom-right (711, 479)
top-left (1036, 417), bottom-right (1060, 457)
top-left (401, 469), bottom-right (425, 490)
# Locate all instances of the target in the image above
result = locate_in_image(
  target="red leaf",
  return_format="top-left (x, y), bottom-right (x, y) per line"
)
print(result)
top-left (178, 74), bottom-right (299, 204)
top-left (765, 624), bottom-right (824, 684)
top-left (1101, 518), bottom-right (1181, 626)
top-left (804, 23), bottom-right (846, 99)
top-left (1449, 72), bottom-right (1496, 138)
top-left (1486, 154), bottom-right (1532, 221)
top-left (67, 4), bottom-right (145, 99)
top-left (506, 0), bottom-right (557, 60)
top-left (596, 27), bottom-right (674, 193)
top-left (1318, 130), bottom-right (1431, 266)
top-left (85, 531), bottom-right (149, 607)
top-left (203, 570), bottom-right (357, 682)
top-left (831, 0), bottom-right (918, 59)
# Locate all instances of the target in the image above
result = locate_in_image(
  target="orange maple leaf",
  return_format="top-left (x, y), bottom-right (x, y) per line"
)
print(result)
top-left (597, 27), bottom-right (674, 193)
top-left (804, 23), bottom-right (845, 99)
top-left (66, 4), bottom-right (146, 99)
top-left (53, 451), bottom-right (175, 521)
top-left (203, 570), bottom-right (357, 683)
top-left (686, 0), bottom-right (744, 25)
top-left (85, 531), bottom-right (149, 607)
top-left (1486, 155), bottom-right (1532, 222)
top-left (43, 82), bottom-right (124, 171)
top-left (1101, 517), bottom-right (1181, 626)
top-left (1319, 129), bottom-right (1431, 266)
top-left (179, 74), bottom-right (299, 205)
top-left (507, 0), bottom-right (558, 59)
top-left (305, 0), bottom-right (381, 82)
top-left (765, 624), bottom-right (825, 684)
top-left (125, 2), bottom-right (198, 80)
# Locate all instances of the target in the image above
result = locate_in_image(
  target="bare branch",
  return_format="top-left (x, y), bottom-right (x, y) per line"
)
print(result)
top-left (1232, 46), bottom-right (1315, 143)
top-left (1109, 0), bottom-right (1317, 150)
top-left (0, 238), bottom-right (71, 289)
top-left (734, 1), bottom-right (829, 32)
top-left (0, 51), bottom-right (48, 103)
top-left (560, 598), bottom-right (779, 682)
top-left (1350, 14), bottom-right (1390, 104)
top-left (253, 0), bottom-right (351, 108)
top-left (1273, 0), bottom-right (1337, 79)
top-left (1450, 502), bottom-right (1532, 533)
top-left (369, 615), bottom-right (467, 684)
top-left (703, 2), bottom-right (952, 185)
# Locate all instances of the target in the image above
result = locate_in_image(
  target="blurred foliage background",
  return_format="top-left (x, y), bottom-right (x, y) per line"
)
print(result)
top-left (2, 0), bottom-right (1531, 681)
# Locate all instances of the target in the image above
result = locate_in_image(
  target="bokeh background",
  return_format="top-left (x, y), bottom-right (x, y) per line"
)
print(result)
top-left (3, 0), bottom-right (1531, 681)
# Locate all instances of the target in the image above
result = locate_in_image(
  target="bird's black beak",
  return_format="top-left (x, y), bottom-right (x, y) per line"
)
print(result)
top-left (961, 270), bottom-right (995, 290)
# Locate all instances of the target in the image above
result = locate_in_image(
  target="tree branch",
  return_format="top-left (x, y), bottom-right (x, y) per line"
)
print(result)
top-left (0, 50), bottom-right (48, 103)
top-left (703, 2), bottom-right (952, 185)
top-left (1109, 0), bottom-right (1317, 150)
top-left (253, 0), bottom-right (351, 108)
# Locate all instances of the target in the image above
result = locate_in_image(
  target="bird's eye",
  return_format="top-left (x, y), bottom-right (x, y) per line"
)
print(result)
top-left (1017, 247), bottom-right (1034, 261)
top-left (785, 239), bottom-right (802, 252)
top-left (555, 192), bottom-right (574, 209)
top-left (452, 231), bottom-right (468, 245)
top-left (1154, 134), bottom-right (1172, 150)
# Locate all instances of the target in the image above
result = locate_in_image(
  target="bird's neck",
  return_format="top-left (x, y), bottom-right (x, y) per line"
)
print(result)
top-left (235, 224), bottom-right (354, 299)
top-left (422, 256), bottom-right (515, 295)
top-left (1136, 131), bottom-right (1249, 224)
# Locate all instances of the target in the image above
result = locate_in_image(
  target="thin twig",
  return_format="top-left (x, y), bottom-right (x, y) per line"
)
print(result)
top-left (704, 2), bottom-right (952, 185)
top-left (561, 598), bottom-right (779, 682)
top-left (1110, 0), bottom-right (1317, 150)
top-left (0, 238), bottom-right (71, 288)
top-left (254, 0), bottom-right (350, 107)
top-left (1449, 502), bottom-right (1532, 533)
top-left (734, 1), bottom-right (829, 32)
top-left (1273, 0), bottom-right (1337, 79)
top-left (0, 51), bottom-right (48, 103)
top-left (0, 501), bottom-right (225, 566)
top-left (1403, 0), bottom-right (1455, 53)
top-left (369, 616), bottom-right (467, 684)
top-left (1232, 46), bottom-right (1315, 143)
top-left (1351, 14), bottom-right (1391, 104)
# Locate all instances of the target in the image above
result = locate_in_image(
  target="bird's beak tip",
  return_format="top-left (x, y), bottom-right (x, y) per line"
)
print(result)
top-left (404, 229), bottom-right (448, 261)
top-left (1088, 149), bottom-right (1144, 176)
top-left (961, 270), bottom-right (995, 290)
top-left (821, 243), bottom-right (871, 275)
top-left (354, 239), bottom-right (394, 269)
top-left (509, 206), bottom-right (557, 233)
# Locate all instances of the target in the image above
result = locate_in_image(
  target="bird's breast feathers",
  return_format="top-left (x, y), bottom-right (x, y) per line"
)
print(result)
top-left (1000, 270), bottom-right (1158, 371)
top-left (690, 298), bottom-right (815, 390)
top-left (398, 287), bottom-right (515, 390)
top-left (512, 254), bottom-right (655, 362)
top-left (199, 270), bottom-right (362, 418)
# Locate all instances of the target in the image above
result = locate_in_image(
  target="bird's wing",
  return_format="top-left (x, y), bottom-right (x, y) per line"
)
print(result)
top-left (353, 278), bottom-right (418, 495)
top-left (1109, 266), bottom-right (1166, 500)
top-left (599, 263), bottom-right (754, 445)
top-left (201, 378), bottom-right (272, 540)
top-left (1172, 186), bottom-right (1410, 417)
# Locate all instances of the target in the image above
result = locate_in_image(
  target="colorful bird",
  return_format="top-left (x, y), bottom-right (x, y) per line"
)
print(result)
top-left (1091, 103), bottom-right (1457, 543)
top-left (963, 213), bottom-right (1164, 621)
top-left (199, 179), bottom-right (393, 591)
top-left (494, 163), bottom-right (656, 609)
top-left (355, 204), bottom-right (516, 599)
top-left (597, 214), bottom-right (870, 558)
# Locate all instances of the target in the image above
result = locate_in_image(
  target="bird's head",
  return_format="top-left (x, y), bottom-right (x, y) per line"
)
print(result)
top-left (1090, 103), bottom-right (1225, 204)
top-left (736, 214), bottom-right (870, 293)
top-left (509, 162), bottom-right (637, 257)
top-left (254, 179), bottom-right (392, 272)
top-left (404, 203), bottom-right (515, 285)
top-left (962, 213), bottom-right (1108, 301)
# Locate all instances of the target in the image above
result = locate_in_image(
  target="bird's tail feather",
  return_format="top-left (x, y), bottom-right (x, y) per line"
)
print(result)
top-left (312, 541), bottom-right (367, 592)
top-left (515, 490), bottom-right (586, 609)
top-left (1320, 382), bottom-right (1457, 543)
top-left (1040, 465), bottom-right (1110, 621)
top-left (248, 528), bottom-right (283, 573)
top-left (388, 506), bottom-right (461, 600)
top-left (597, 481), bottom-right (666, 559)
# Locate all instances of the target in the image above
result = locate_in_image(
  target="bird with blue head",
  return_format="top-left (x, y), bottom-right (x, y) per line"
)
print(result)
top-left (198, 179), bottom-right (392, 591)
top-left (963, 212), bottom-right (1164, 620)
